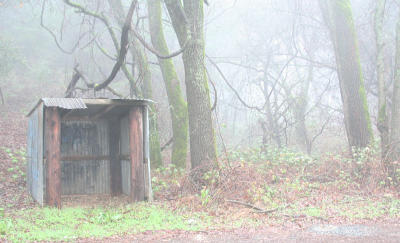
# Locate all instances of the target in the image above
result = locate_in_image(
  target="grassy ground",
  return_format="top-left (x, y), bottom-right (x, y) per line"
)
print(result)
top-left (0, 106), bottom-right (399, 242)
top-left (1, 144), bottom-right (400, 242)
top-left (1, 203), bottom-right (215, 242)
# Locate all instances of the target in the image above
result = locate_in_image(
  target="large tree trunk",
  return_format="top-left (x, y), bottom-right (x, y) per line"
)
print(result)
top-left (319, 0), bottom-right (372, 149)
top-left (375, 0), bottom-right (389, 160)
top-left (108, 0), bottom-right (163, 168)
top-left (165, 0), bottom-right (217, 169)
top-left (389, 9), bottom-right (400, 178)
top-left (147, 0), bottom-right (189, 169)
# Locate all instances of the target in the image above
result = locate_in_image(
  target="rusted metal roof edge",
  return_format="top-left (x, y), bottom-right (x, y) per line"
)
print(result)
top-left (27, 99), bottom-right (43, 117)
top-left (82, 98), bottom-right (154, 106)
top-left (27, 98), bottom-right (154, 117)
top-left (27, 98), bottom-right (88, 117)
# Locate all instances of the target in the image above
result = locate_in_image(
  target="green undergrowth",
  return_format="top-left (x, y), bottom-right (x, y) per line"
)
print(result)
top-left (0, 203), bottom-right (214, 242)
top-left (278, 195), bottom-right (400, 221)
top-left (1, 147), bottom-right (27, 181)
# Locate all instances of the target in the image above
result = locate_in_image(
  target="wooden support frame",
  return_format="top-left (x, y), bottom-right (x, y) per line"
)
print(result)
top-left (45, 107), bottom-right (61, 208)
top-left (129, 107), bottom-right (144, 202)
top-left (92, 105), bottom-right (116, 119)
top-left (143, 106), bottom-right (152, 201)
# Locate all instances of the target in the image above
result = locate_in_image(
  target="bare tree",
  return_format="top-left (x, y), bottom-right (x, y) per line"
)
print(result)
top-left (389, 3), bottom-right (400, 179)
top-left (319, 0), bottom-right (372, 149)
top-left (147, 0), bottom-right (189, 169)
top-left (375, 0), bottom-right (390, 159)
top-left (165, 0), bottom-right (217, 171)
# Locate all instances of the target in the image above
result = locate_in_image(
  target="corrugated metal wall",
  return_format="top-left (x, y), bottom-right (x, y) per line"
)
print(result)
top-left (60, 120), bottom-right (110, 194)
top-left (27, 104), bottom-right (44, 205)
top-left (120, 116), bottom-right (131, 195)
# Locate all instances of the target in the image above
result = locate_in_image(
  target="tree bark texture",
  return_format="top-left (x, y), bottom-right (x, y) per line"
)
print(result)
top-left (165, 0), bottom-right (217, 169)
top-left (389, 9), bottom-right (400, 177)
top-left (319, 0), bottom-right (372, 149)
top-left (294, 63), bottom-right (312, 154)
top-left (148, 0), bottom-right (189, 169)
top-left (375, 0), bottom-right (389, 160)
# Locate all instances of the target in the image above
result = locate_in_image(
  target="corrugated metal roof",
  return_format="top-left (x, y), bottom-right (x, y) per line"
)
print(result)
top-left (42, 98), bottom-right (87, 109)
top-left (27, 98), bottom-right (154, 117)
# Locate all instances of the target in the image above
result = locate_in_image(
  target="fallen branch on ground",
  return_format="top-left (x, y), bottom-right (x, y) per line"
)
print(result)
top-left (226, 199), bottom-right (285, 214)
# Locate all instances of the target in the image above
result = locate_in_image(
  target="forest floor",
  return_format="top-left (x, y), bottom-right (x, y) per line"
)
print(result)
top-left (0, 103), bottom-right (400, 242)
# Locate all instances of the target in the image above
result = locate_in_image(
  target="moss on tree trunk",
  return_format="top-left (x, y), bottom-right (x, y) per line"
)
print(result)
top-left (148, 0), bottom-right (188, 169)
top-left (319, 0), bottom-right (373, 149)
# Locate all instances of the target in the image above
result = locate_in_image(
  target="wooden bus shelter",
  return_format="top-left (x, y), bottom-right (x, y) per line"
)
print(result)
top-left (27, 98), bottom-right (152, 207)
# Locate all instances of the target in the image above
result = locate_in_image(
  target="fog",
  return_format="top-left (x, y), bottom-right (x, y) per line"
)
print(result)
top-left (1, 0), bottom-right (399, 157)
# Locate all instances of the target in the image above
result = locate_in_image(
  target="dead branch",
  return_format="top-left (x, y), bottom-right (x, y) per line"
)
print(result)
top-left (161, 137), bottom-right (173, 151)
top-left (63, 0), bottom-right (138, 92)
top-left (65, 66), bottom-right (82, 98)
top-left (94, 0), bottom-right (137, 91)
top-left (207, 56), bottom-right (266, 114)
top-left (226, 199), bottom-right (278, 213)
top-left (131, 28), bottom-right (188, 59)
top-left (41, 0), bottom-right (82, 54)
top-left (205, 66), bottom-right (217, 111)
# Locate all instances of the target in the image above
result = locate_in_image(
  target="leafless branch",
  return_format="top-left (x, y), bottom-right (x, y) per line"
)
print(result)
top-left (207, 56), bottom-right (265, 114)
top-left (205, 66), bottom-right (218, 111)
top-left (131, 28), bottom-right (188, 59)
top-left (41, 0), bottom-right (82, 54)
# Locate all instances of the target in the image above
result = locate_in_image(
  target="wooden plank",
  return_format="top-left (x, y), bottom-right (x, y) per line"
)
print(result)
top-left (109, 118), bottom-right (122, 196)
top-left (92, 105), bottom-right (116, 119)
top-left (129, 107), bottom-right (144, 202)
top-left (61, 110), bottom-right (75, 119)
top-left (45, 107), bottom-right (61, 208)
top-left (37, 103), bottom-right (44, 205)
top-left (143, 106), bottom-right (153, 201)
top-left (60, 155), bottom-right (111, 161)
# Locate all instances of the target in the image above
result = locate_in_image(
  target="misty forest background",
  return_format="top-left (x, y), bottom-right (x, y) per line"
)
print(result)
top-left (1, 0), bottom-right (400, 241)
top-left (0, 0), bottom-right (400, 242)
top-left (2, 0), bottom-right (400, 177)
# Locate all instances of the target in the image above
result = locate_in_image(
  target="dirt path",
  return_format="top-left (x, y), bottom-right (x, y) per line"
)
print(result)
top-left (80, 224), bottom-right (400, 242)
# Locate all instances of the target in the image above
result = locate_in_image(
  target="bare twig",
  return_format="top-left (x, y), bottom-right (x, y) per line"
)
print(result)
top-left (131, 28), bottom-right (188, 59)
top-left (161, 137), bottom-right (173, 151)
top-left (226, 199), bottom-right (283, 214)
top-left (41, 0), bottom-right (82, 54)
top-left (207, 56), bottom-right (265, 114)
top-left (205, 66), bottom-right (217, 111)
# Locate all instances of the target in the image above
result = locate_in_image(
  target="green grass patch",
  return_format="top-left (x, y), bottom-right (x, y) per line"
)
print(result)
top-left (1, 203), bottom-right (214, 242)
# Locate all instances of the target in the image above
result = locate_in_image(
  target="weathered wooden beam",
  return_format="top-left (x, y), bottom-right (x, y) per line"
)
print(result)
top-left (45, 107), bottom-right (61, 208)
top-left (143, 106), bottom-right (152, 201)
top-left (129, 107), bottom-right (144, 202)
top-left (109, 118), bottom-right (122, 196)
top-left (92, 105), bottom-right (116, 119)
top-left (61, 109), bottom-right (75, 119)
top-left (82, 99), bottom-right (152, 106)
top-left (60, 155), bottom-right (111, 161)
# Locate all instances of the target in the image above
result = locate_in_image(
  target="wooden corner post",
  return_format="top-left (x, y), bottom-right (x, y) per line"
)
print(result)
top-left (143, 105), bottom-right (153, 201)
top-left (45, 107), bottom-right (61, 208)
top-left (129, 106), bottom-right (144, 202)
